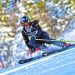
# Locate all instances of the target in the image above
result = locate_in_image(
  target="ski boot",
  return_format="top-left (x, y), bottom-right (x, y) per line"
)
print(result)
top-left (63, 43), bottom-right (72, 49)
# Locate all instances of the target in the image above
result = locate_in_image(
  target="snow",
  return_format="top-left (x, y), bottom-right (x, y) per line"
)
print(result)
top-left (0, 47), bottom-right (75, 75)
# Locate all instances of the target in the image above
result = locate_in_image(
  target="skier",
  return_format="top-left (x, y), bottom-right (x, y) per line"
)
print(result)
top-left (20, 16), bottom-right (70, 53)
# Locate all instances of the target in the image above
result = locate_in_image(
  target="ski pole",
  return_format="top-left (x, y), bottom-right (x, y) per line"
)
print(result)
top-left (58, 39), bottom-right (75, 43)
top-left (36, 39), bottom-right (75, 43)
top-left (0, 56), bottom-right (5, 69)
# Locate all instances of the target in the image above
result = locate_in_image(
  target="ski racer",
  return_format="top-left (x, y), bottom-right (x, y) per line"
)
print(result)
top-left (20, 16), bottom-right (70, 53)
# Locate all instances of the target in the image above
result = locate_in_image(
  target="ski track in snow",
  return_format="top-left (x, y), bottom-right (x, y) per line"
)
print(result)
top-left (0, 47), bottom-right (75, 75)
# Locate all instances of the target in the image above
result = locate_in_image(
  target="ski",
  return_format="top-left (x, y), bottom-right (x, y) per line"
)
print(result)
top-left (19, 44), bottom-right (75, 64)
top-left (19, 51), bottom-right (52, 64)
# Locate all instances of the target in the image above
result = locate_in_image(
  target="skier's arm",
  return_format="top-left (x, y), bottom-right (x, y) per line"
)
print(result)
top-left (22, 30), bottom-right (31, 49)
top-left (32, 20), bottom-right (43, 38)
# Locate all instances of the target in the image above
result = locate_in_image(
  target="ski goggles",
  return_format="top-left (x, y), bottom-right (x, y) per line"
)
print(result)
top-left (21, 22), bottom-right (29, 26)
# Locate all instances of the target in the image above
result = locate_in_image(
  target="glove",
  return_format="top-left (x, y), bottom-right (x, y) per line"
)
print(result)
top-left (28, 36), bottom-right (36, 48)
top-left (29, 47), bottom-right (35, 52)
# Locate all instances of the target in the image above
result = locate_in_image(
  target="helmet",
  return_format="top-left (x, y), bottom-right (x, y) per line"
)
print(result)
top-left (20, 16), bottom-right (30, 23)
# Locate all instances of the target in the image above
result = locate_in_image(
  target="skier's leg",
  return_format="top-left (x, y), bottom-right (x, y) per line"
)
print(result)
top-left (41, 31), bottom-right (53, 40)
top-left (40, 31), bottom-right (66, 47)
top-left (39, 32), bottom-right (51, 52)
top-left (48, 40), bottom-right (66, 47)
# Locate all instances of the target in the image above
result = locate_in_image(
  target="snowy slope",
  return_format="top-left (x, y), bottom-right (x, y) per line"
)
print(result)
top-left (0, 47), bottom-right (75, 75)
